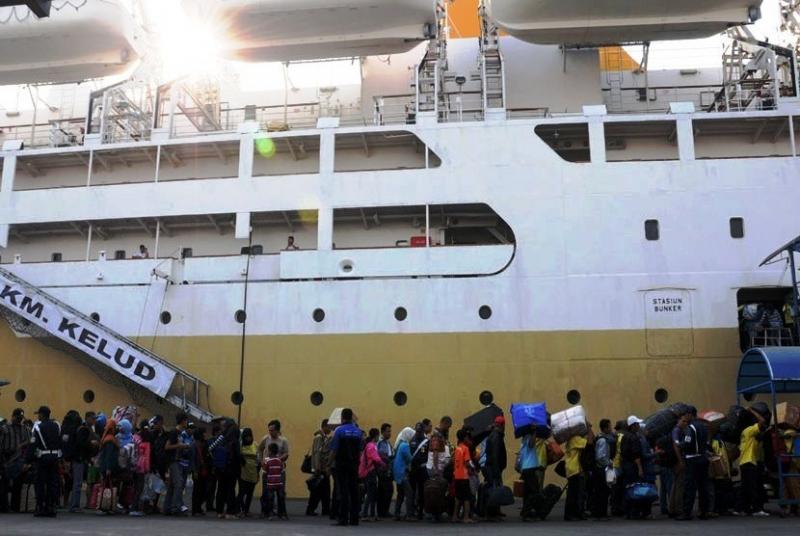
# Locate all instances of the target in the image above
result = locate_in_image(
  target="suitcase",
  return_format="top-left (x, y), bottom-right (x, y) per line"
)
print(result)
top-left (533, 483), bottom-right (565, 520)
top-left (423, 477), bottom-right (448, 515)
top-left (486, 485), bottom-right (515, 509)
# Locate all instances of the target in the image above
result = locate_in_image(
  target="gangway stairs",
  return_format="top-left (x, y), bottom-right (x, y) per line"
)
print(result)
top-left (0, 267), bottom-right (214, 422)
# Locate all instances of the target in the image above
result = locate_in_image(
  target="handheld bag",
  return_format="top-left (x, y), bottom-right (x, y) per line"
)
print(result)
top-left (301, 453), bottom-right (313, 474)
top-left (625, 482), bottom-right (658, 503)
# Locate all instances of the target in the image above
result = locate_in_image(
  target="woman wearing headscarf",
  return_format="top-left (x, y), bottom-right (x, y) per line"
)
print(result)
top-left (97, 419), bottom-right (120, 476)
top-left (115, 419), bottom-right (136, 512)
top-left (393, 427), bottom-right (415, 520)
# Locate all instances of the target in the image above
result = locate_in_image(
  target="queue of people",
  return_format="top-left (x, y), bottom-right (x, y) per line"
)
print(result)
top-left (0, 399), bottom-right (799, 526)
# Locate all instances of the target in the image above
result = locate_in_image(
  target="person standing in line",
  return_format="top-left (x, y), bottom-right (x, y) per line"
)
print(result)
top-left (518, 431), bottom-right (545, 521)
top-left (163, 412), bottom-right (192, 516)
top-left (733, 408), bottom-right (770, 517)
top-left (679, 408), bottom-right (712, 521)
top-left (392, 427), bottom-right (415, 520)
top-left (129, 421), bottom-right (152, 517)
top-left (408, 422), bottom-right (430, 520)
top-left (238, 428), bottom-right (259, 517)
top-left (262, 442), bottom-right (288, 520)
top-left (1, 409), bottom-right (32, 513)
top-left (591, 419), bottom-right (615, 520)
top-left (190, 428), bottom-right (210, 516)
top-left (669, 412), bottom-right (691, 518)
top-left (330, 408), bottom-right (363, 527)
top-left (610, 420), bottom-right (627, 517)
top-left (306, 419), bottom-right (332, 517)
top-left (257, 419), bottom-right (289, 515)
top-left (376, 423), bottom-right (394, 518)
top-left (453, 429), bottom-right (476, 524)
top-left (66, 411), bottom-right (97, 513)
top-left (29, 406), bottom-right (61, 517)
top-left (359, 428), bottom-right (386, 522)
top-left (483, 416), bottom-right (508, 520)
top-left (210, 419), bottom-right (241, 519)
top-left (564, 424), bottom-right (594, 521)
top-left (620, 416), bottom-right (646, 520)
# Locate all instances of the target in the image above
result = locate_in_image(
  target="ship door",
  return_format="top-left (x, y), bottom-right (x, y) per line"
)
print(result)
top-left (644, 290), bottom-right (694, 357)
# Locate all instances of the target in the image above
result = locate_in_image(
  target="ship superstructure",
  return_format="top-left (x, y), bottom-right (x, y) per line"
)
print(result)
top-left (1, 0), bottom-right (800, 495)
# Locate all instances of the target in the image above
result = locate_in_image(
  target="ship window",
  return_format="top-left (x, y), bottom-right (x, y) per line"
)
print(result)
top-left (479, 390), bottom-right (494, 405)
top-left (730, 218), bottom-right (745, 239)
top-left (566, 390), bottom-right (581, 405)
top-left (534, 123), bottom-right (590, 163)
top-left (181, 248), bottom-right (193, 259)
top-left (310, 391), bottom-right (324, 406)
top-left (235, 310), bottom-right (247, 324)
top-left (51, 252), bottom-right (63, 262)
top-left (335, 131), bottom-right (441, 172)
top-left (313, 308), bottom-right (325, 323)
top-left (160, 311), bottom-right (172, 325)
top-left (394, 391), bottom-right (408, 406)
top-left (231, 391), bottom-right (244, 406)
top-left (479, 305), bottom-right (493, 320)
top-left (605, 121), bottom-right (679, 162)
top-left (695, 116), bottom-right (794, 159)
top-left (394, 307), bottom-right (408, 322)
top-left (15, 389), bottom-right (26, 402)
top-left (645, 220), bottom-right (660, 241)
top-left (90, 313), bottom-right (100, 322)
top-left (83, 390), bottom-right (95, 404)
top-left (655, 388), bottom-right (669, 404)
top-left (114, 250), bottom-right (126, 260)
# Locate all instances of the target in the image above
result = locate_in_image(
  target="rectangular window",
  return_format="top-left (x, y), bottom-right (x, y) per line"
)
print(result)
top-left (51, 252), bottom-right (63, 262)
top-left (730, 217), bottom-right (745, 239)
top-left (645, 220), bottom-right (660, 241)
top-left (114, 250), bottom-right (126, 260)
top-left (181, 248), bottom-right (194, 259)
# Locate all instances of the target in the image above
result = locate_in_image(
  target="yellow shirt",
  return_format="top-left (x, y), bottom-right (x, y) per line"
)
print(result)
top-left (711, 439), bottom-right (731, 479)
top-left (534, 438), bottom-right (548, 468)
top-left (565, 436), bottom-right (588, 478)
top-left (612, 432), bottom-right (623, 470)
top-left (739, 424), bottom-right (762, 467)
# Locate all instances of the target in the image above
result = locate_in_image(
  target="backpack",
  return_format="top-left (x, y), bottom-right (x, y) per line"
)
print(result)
top-left (210, 436), bottom-right (230, 470)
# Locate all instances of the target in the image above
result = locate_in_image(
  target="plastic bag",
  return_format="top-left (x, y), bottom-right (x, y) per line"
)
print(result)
top-left (605, 466), bottom-right (617, 486)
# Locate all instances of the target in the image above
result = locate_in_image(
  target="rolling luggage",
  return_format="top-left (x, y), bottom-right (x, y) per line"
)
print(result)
top-left (533, 483), bottom-right (565, 520)
top-left (423, 476), bottom-right (448, 515)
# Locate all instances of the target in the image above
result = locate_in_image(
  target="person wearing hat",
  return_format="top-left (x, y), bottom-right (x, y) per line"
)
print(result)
top-left (28, 406), bottom-right (61, 517)
top-left (1, 408), bottom-right (31, 513)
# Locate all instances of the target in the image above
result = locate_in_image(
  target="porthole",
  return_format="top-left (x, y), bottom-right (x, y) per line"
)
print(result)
top-left (339, 259), bottom-right (354, 274)
top-left (83, 390), bottom-right (95, 404)
top-left (654, 388), bottom-right (669, 404)
top-left (235, 310), bottom-right (247, 324)
top-left (310, 391), bottom-right (324, 406)
top-left (90, 312), bottom-right (100, 322)
top-left (231, 391), bottom-right (244, 405)
top-left (14, 389), bottom-right (26, 402)
top-left (160, 311), bottom-right (172, 325)
top-left (394, 307), bottom-right (408, 321)
top-left (479, 305), bottom-right (493, 320)
top-left (394, 391), bottom-right (408, 407)
top-left (313, 308), bottom-right (325, 323)
top-left (479, 390), bottom-right (494, 405)
top-left (567, 390), bottom-right (581, 405)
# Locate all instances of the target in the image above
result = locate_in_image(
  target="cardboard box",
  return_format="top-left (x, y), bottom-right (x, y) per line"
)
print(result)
top-left (776, 402), bottom-right (800, 430)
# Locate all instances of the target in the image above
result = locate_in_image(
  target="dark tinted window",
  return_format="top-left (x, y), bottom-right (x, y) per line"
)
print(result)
top-left (645, 220), bottom-right (660, 241)
top-left (730, 218), bottom-right (745, 239)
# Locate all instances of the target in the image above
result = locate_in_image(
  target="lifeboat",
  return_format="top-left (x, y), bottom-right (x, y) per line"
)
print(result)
top-left (181, 0), bottom-right (438, 62)
top-left (0, 0), bottom-right (142, 85)
top-left (487, 0), bottom-right (760, 45)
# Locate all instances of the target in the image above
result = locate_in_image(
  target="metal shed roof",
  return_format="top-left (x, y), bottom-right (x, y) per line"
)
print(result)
top-left (737, 347), bottom-right (800, 395)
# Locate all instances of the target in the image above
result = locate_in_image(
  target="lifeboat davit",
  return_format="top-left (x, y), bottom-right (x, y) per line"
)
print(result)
top-left (182, 0), bottom-right (438, 62)
top-left (487, 0), bottom-right (760, 45)
top-left (0, 0), bottom-right (142, 85)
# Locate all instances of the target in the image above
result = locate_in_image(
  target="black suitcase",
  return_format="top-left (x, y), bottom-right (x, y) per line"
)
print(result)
top-left (424, 477), bottom-right (448, 515)
top-left (534, 483), bottom-right (565, 520)
top-left (464, 404), bottom-right (503, 435)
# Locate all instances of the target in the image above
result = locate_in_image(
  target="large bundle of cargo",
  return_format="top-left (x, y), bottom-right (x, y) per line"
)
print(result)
top-left (776, 402), bottom-right (800, 430)
top-left (510, 402), bottom-right (548, 439)
top-left (552, 405), bottom-right (587, 444)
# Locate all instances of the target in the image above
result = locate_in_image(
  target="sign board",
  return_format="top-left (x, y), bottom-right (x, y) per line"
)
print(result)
top-left (644, 290), bottom-right (694, 357)
top-left (0, 273), bottom-right (176, 397)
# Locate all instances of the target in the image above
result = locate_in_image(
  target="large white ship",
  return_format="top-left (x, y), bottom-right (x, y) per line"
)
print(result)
top-left (1, 0), bottom-right (799, 495)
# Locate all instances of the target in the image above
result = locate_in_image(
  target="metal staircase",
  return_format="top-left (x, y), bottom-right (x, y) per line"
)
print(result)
top-left (414, 1), bottom-right (449, 119)
top-left (0, 267), bottom-right (214, 422)
top-left (175, 80), bottom-right (222, 133)
top-left (478, 1), bottom-right (506, 113)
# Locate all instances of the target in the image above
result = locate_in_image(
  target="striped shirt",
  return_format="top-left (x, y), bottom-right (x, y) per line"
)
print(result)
top-left (1, 423), bottom-right (32, 460)
top-left (263, 457), bottom-right (284, 489)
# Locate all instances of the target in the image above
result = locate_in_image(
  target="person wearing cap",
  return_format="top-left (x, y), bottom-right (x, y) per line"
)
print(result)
top-left (1, 408), bottom-right (31, 513)
top-left (28, 406), bottom-right (61, 517)
top-left (620, 416), bottom-right (646, 520)
top-left (483, 416), bottom-right (508, 519)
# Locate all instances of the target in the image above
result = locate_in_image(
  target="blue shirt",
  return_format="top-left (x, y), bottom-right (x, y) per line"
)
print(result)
top-left (330, 423), bottom-right (363, 468)
top-left (393, 442), bottom-right (412, 484)
top-left (518, 437), bottom-right (541, 471)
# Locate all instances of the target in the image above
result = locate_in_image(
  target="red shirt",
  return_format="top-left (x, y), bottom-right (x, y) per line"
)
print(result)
top-left (263, 457), bottom-right (284, 489)
top-left (454, 444), bottom-right (471, 481)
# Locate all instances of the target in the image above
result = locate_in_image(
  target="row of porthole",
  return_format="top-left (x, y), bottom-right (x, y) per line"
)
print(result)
top-left (14, 389), bottom-right (96, 404)
top-left (226, 388), bottom-right (671, 408)
top-left (157, 305), bottom-right (495, 326)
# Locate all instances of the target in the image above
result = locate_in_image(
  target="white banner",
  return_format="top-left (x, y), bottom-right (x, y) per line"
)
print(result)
top-left (0, 274), bottom-right (176, 398)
